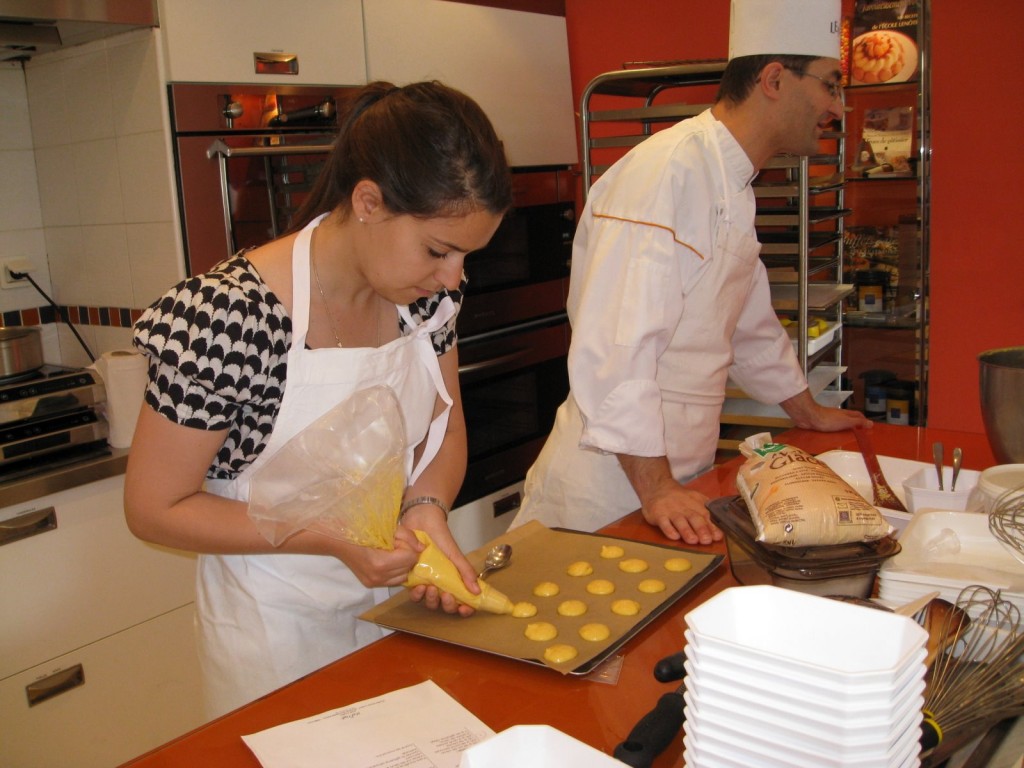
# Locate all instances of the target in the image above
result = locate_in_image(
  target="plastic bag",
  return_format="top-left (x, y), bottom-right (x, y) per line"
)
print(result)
top-left (735, 432), bottom-right (893, 546)
top-left (248, 385), bottom-right (407, 548)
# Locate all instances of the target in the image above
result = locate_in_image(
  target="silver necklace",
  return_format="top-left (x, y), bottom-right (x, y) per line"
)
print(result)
top-left (311, 248), bottom-right (381, 348)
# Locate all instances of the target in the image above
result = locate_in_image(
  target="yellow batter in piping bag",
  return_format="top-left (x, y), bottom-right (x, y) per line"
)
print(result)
top-left (403, 530), bottom-right (514, 614)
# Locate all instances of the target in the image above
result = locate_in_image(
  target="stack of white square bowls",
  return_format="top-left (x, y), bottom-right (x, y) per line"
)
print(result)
top-left (682, 585), bottom-right (928, 768)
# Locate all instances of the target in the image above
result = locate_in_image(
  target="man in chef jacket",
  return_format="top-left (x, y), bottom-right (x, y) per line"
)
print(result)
top-left (511, 0), bottom-right (869, 542)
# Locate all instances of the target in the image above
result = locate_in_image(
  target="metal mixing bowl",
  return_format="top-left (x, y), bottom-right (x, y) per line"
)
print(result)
top-left (979, 346), bottom-right (1024, 463)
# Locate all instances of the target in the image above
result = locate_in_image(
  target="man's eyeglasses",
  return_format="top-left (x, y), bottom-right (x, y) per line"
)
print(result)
top-left (785, 67), bottom-right (844, 101)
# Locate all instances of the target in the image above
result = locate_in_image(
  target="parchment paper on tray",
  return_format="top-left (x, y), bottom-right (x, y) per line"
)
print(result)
top-left (361, 520), bottom-right (722, 675)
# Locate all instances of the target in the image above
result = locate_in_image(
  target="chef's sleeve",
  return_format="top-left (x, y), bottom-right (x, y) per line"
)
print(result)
top-left (727, 261), bottom-right (809, 403)
top-left (568, 215), bottom-right (688, 457)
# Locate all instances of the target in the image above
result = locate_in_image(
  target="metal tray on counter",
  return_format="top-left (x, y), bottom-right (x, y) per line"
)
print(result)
top-left (362, 520), bottom-right (723, 676)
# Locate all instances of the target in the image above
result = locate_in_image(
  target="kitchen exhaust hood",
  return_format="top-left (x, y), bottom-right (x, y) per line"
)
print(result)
top-left (0, 0), bottom-right (157, 62)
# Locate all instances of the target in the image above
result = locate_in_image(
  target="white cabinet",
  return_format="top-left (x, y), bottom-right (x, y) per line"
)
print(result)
top-left (363, 0), bottom-right (577, 167)
top-left (0, 476), bottom-right (203, 767)
top-left (0, 605), bottom-right (202, 768)
top-left (157, 0), bottom-right (367, 85)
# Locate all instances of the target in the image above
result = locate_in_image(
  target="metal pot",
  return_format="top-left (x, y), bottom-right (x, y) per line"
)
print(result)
top-left (0, 326), bottom-right (44, 379)
top-left (979, 346), bottom-right (1024, 463)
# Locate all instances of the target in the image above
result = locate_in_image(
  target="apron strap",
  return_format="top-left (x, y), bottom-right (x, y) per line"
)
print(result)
top-left (401, 296), bottom-right (457, 485)
top-left (290, 215), bottom-right (328, 348)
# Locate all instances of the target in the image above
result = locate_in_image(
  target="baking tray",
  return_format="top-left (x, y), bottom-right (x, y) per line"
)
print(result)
top-left (361, 520), bottom-right (723, 675)
top-left (770, 283), bottom-right (854, 310)
top-left (755, 207), bottom-right (852, 226)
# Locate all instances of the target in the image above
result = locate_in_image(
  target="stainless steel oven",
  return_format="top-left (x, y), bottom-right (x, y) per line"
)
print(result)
top-left (168, 82), bottom-right (359, 277)
top-left (0, 366), bottom-right (109, 482)
top-left (453, 168), bottom-right (575, 525)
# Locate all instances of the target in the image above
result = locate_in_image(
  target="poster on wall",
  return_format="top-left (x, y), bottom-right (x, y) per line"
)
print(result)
top-left (849, 1), bottom-right (920, 86)
top-left (853, 106), bottom-right (915, 177)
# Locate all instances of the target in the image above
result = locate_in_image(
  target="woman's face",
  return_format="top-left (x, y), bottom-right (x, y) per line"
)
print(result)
top-left (366, 208), bottom-right (504, 304)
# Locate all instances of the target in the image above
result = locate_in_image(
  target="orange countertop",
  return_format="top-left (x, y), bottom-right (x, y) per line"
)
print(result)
top-left (121, 424), bottom-right (998, 768)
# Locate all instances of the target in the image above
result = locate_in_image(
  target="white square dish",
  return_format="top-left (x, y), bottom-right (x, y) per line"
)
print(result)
top-left (682, 650), bottom-right (926, 711)
top-left (684, 586), bottom-right (927, 682)
top-left (684, 657), bottom-right (925, 727)
top-left (459, 725), bottom-right (624, 768)
top-left (880, 510), bottom-right (1024, 594)
top-left (683, 683), bottom-right (922, 750)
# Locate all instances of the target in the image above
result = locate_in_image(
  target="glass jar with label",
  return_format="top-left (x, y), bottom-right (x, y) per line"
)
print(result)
top-left (885, 382), bottom-right (915, 425)
top-left (855, 270), bottom-right (889, 313)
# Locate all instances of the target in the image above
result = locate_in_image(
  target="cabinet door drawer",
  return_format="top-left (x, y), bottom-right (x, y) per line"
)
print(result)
top-left (160, 0), bottom-right (367, 85)
top-left (0, 604), bottom-right (204, 768)
top-left (0, 476), bottom-right (196, 679)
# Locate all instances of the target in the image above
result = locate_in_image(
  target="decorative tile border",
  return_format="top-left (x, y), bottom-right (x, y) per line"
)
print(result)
top-left (2, 306), bottom-right (144, 329)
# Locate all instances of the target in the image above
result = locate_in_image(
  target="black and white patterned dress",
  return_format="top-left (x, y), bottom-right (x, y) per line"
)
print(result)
top-left (133, 254), bottom-right (464, 481)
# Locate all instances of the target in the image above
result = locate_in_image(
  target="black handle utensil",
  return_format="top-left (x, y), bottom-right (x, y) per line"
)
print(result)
top-left (653, 651), bottom-right (686, 683)
top-left (613, 651), bottom-right (687, 768)
top-left (613, 685), bottom-right (685, 767)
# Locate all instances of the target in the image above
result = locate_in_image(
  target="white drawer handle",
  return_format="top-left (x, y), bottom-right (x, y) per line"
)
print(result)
top-left (0, 507), bottom-right (57, 547)
top-left (26, 664), bottom-right (85, 707)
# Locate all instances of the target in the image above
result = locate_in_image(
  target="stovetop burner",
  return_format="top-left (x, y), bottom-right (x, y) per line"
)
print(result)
top-left (0, 365), bottom-right (99, 405)
top-left (0, 364), bottom-right (84, 383)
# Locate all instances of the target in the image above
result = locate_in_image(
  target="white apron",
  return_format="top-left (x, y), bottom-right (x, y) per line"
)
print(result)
top-left (197, 215), bottom-right (456, 719)
top-left (514, 130), bottom-right (761, 532)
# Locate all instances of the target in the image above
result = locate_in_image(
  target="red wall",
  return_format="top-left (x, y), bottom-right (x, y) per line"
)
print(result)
top-left (562, 0), bottom-right (1024, 434)
top-left (928, 1), bottom-right (1024, 432)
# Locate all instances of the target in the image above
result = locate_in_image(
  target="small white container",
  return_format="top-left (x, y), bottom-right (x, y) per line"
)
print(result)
top-left (901, 465), bottom-right (980, 513)
top-left (970, 463), bottom-right (1024, 513)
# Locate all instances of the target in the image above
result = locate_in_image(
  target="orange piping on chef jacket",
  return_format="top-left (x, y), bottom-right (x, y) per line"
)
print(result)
top-left (591, 212), bottom-right (706, 260)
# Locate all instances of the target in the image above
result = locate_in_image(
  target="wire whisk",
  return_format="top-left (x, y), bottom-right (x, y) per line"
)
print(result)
top-left (921, 585), bottom-right (1024, 754)
top-left (988, 480), bottom-right (1024, 566)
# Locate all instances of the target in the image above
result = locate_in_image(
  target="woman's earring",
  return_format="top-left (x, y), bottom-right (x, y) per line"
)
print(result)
top-left (358, 217), bottom-right (365, 224)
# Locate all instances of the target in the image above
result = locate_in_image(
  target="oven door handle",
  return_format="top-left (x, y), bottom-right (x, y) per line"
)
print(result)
top-left (458, 348), bottom-right (533, 375)
top-left (206, 139), bottom-right (334, 159)
top-left (206, 139), bottom-right (335, 259)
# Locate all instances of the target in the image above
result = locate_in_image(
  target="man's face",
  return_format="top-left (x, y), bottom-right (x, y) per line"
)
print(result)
top-left (778, 58), bottom-right (845, 157)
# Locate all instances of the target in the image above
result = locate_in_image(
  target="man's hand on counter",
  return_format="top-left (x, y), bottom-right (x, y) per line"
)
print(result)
top-left (618, 453), bottom-right (724, 546)
top-left (780, 388), bottom-right (873, 433)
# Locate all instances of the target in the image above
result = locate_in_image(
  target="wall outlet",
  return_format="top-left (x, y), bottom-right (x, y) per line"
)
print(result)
top-left (1, 258), bottom-right (34, 289)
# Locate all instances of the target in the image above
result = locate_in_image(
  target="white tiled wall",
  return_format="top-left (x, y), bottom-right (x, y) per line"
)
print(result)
top-left (30, 28), bottom-right (183, 359)
top-left (0, 61), bottom-right (47, 319)
top-left (0, 28), bottom-right (184, 365)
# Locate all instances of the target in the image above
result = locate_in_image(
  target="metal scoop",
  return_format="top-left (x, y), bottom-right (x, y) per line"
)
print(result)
top-left (477, 543), bottom-right (512, 580)
top-left (951, 447), bottom-right (963, 491)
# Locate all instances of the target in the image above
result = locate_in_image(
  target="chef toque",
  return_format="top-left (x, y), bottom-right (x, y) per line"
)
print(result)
top-left (729, 0), bottom-right (841, 60)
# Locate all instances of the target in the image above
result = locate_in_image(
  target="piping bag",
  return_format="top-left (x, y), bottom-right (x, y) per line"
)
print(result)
top-left (403, 530), bottom-right (514, 615)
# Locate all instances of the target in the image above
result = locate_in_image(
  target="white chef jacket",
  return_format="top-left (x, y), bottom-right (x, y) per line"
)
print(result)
top-left (511, 109), bottom-right (808, 532)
